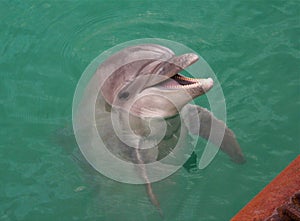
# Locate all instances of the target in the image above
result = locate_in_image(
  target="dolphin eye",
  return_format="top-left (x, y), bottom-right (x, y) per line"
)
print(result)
top-left (118, 91), bottom-right (129, 99)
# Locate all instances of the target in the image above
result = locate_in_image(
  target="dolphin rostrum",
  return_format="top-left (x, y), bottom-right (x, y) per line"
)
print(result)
top-left (74, 44), bottom-right (245, 217)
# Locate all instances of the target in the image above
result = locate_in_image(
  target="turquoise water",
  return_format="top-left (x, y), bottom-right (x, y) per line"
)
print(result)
top-left (1, 1), bottom-right (299, 221)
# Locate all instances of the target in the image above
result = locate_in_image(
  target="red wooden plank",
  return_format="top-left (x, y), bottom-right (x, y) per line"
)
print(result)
top-left (231, 155), bottom-right (300, 221)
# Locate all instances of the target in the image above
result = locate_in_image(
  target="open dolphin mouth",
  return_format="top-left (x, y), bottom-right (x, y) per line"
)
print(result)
top-left (150, 53), bottom-right (214, 91)
top-left (157, 73), bottom-right (213, 89)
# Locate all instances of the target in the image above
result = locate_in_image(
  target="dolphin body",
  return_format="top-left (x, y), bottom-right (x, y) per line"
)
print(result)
top-left (74, 44), bottom-right (245, 216)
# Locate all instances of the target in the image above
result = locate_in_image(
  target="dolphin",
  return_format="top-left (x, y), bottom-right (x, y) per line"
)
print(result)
top-left (74, 44), bottom-right (245, 217)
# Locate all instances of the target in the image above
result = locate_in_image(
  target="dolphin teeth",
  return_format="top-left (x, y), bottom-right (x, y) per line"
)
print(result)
top-left (158, 73), bottom-right (203, 89)
top-left (173, 74), bottom-right (199, 83)
top-left (182, 83), bottom-right (201, 88)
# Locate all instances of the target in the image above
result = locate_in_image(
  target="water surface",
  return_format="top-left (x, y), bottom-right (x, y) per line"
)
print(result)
top-left (1, 1), bottom-right (299, 221)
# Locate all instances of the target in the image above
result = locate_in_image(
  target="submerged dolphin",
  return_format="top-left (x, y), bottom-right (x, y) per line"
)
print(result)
top-left (74, 44), bottom-right (245, 216)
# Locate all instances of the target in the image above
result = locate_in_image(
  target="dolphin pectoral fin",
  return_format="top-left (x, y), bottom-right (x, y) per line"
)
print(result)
top-left (182, 104), bottom-right (246, 164)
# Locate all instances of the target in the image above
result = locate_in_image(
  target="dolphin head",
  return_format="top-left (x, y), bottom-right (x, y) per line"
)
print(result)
top-left (98, 44), bottom-right (213, 118)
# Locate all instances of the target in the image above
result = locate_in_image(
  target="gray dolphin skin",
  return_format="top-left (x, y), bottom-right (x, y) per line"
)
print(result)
top-left (78, 44), bottom-right (245, 216)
